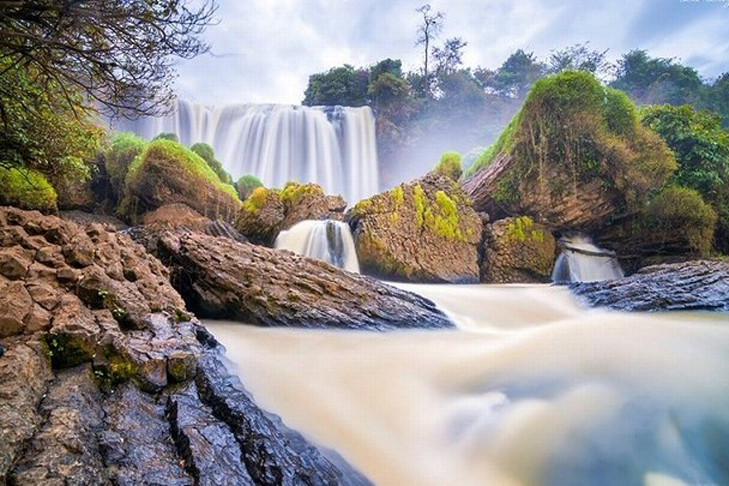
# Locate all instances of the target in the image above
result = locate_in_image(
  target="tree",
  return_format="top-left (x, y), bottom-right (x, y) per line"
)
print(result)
top-left (611, 50), bottom-right (704, 105)
top-left (700, 73), bottom-right (729, 128)
top-left (302, 65), bottom-right (369, 106)
top-left (548, 43), bottom-right (610, 79)
top-left (415, 4), bottom-right (443, 97)
top-left (432, 37), bottom-right (467, 77)
top-left (0, 0), bottom-right (216, 118)
top-left (478, 49), bottom-right (547, 99)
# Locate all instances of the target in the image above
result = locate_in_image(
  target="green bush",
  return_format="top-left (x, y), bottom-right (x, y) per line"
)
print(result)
top-left (105, 133), bottom-right (147, 198)
top-left (190, 142), bottom-right (233, 185)
top-left (433, 151), bottom-right (463, 180)
top-left (153, 132), bottom-right (179, 143)
top-left (236, 174), bottom-right (264, 200)
top-left (463, 71), bottom-right (676, 212)
top-left (0, 166), bottom-right (58, 212)
top-left (644, 186), bottom-right (716, 256)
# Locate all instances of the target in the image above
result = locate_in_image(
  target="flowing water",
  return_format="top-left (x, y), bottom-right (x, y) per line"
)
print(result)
top-left (205, 284), bottom-right (729, 486)
top-left (115, 100), bottom-right (379, 204)
top-left (274, 220), bottom-right (360, 273)
top-left (552, 235), bottom-right (624, 283)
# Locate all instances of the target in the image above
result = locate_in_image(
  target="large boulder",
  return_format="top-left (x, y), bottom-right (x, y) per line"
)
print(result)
top-left (481, 216), bottom-right (556, 283)
top-left (121, 139), bottom-right (240, 224)
top-left (0, 206), bottom-right (369, 484)
top-left (570, 260), bottom-right (729, 312)
top-left (234, 182), bottom-right (346, 246)
top-left (156, 230), bottom-right (453, 330)
top-left (461, 71), bottom-right (676, 233)
top-left (347, 173), bottom-right (482, 283)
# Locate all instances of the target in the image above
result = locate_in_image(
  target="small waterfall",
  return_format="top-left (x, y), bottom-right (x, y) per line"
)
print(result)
top-left (274, 220), bottom-right (360, 273)
top-left (552, 234), bottom-right (624, 283)
top-left (114, 100), bottom-right (379, 204)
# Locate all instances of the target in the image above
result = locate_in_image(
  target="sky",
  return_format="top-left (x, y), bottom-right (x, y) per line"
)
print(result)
top-left (173, 0), bottom-right (729, 105)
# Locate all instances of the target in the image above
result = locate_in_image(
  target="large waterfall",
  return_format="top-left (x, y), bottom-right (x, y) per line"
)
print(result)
top-left (115, 100), bottom-right (379, 204)
top-left (274, 220), bottom-right (360, 273)
top-left (552, 235), bottom-right (624, 283)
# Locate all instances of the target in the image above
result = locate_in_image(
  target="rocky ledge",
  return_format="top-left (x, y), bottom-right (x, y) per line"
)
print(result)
top-left (155, 230), bottom-right (453, 330)
top-left (570, 260), bottom-right (729, 311)
top-left (0, 207), bottom-right (369, 485)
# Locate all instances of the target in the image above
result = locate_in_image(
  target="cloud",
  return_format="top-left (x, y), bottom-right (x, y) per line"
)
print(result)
top-left (172, 0), bottom-right (729, 105)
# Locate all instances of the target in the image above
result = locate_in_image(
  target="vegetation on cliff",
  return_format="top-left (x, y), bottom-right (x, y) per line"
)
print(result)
top-left (0, 166), bottom-right (58, 212)
top-left (236, 175), bottom-right (264, 200)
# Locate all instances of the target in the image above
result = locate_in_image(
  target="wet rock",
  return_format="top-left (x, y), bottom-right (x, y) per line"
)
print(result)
top-left (167, 382), bottom-right (253, 485)
top-left (10, 365), bottom-right (110, 486)
top-left (348, 173), bottom-right (482, 283)
top-left (157, 230), bottom-right (453, 330)
top-left (101, 384), bottom-right (193, 486)
top-left (0, 338), bottom-right (53, 481)
top-left (570, 260), bottom-right (729, 311)
top-left (204, 219), bottom-right (248, 244)
top-left (480, 216), bottom-right (556, 283)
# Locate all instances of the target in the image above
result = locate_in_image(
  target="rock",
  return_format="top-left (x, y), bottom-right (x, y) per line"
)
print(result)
top-left (235, 183), bottom-right (347, 246)
top-left (347, 173), bottom-right (482, 283)
top-left (157, 230), bottom-right (453, 330)
top-left (0, 245), bottom-right (32, 279)
top-left (480, 216), bottom-right (556, 283)
top-left (101, 384), bottom-right (193, 486)
top-left (0, 281), bottom-right (33, 338)
top-left (142, 203), bottom-right (211, 231)
top-left (570, 260), bottom-right (729, 311)
top-left (10, 365), bottom-right (110, 486)
top-left (122, 139), bottom-right (240, 223)
top-left (204, 219), bottom-right (248, 243)
top-left (60, 210), bottom-right (128, 231)
top-left (0, 338), bottom-right (53, 481)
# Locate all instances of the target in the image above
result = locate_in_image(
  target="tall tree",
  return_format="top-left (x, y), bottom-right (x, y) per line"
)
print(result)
top-left (432, 37), bottom-right (467, 77)
top-left (0, 0), bottom-right (216, 118)
top-left (548, 42), bottom-right (611, 79)
top-left (415, 4), bottom-right (443, 97)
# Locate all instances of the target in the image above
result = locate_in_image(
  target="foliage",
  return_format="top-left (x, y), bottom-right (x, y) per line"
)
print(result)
top-left (303, 65), bottom-right (369, 107)
top-left (0, 59), bottom-right (103, 182)
top-left (640, 104), bottom-right (729, 250)
top-left (153, 132), bottom-right (179, 143)
top-left (505, 216), bottom-right (544, 243)
top-left (237, 174), bottom-right (264, 200)
top-left (105, 133), bottom-right (147, 199)
top-left (433, 151), bottom-right (462, 180)
top-left (547, 43), bottom-right (611, 78)
top-left (644, 186), bottom-right (716, 256)
top-left (0, 166), bottom-right (57, 212)
top-left (191, 142), bottom-right (233, 185)
top-left (0, 0), bottom-right (215, 118)
top-left (475, 50), bottom-right (547, 100)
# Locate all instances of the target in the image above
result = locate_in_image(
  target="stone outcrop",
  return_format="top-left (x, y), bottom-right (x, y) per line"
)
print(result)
top-left (480, 216), bottom-right (556, 283)
top-left (347, 173), bottom-right (482, 283)
top-left (141, 203), bottom-right (211, 231)
top-left (570, 260), bottom-right (729, 311)
top-left (235, 183), bottom-right (347, 246)
top-left (156, 229), bottom-right (453, 330)
top-left (0, 206), bottom-right (368, 484)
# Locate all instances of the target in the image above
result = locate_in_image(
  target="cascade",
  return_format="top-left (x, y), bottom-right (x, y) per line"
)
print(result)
top-left (552, 234), bottom-right (624, 283)
top-left (274, 220), bottom-right (360, 273)
top-left (115, 100), bottom-right (379, 204)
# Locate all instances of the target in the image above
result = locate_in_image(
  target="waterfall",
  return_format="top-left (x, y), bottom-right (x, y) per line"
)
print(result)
top-left (114, 100), bottom-right (379, 204)
top-left (552, 235), bottom-right (624, 283)
top-left (274, 220), bottom-right (360, 273)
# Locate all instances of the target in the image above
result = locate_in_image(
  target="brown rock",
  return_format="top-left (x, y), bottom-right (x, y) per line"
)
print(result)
top-left (141, 203), bottom-right (211, 231)
top-left (0, 282), bottom-right (33, 337)
top-left (0, 245), bottom-right (32, 279)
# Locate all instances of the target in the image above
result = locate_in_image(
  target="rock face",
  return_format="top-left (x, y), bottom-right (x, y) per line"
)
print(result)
top-left (235, 183), bottom-right (347, 246)
top-left (570, 260), bottom-right (729, 311)
top-left (141, 203), bottom-right (211, 231)
top-left (481, 216), bottom-right (556, 283)
top-left (347, 173), bottom-right (482, 283)
top-left (157, 230), bottom-right (453, 330)
top-left (0, 206), bottom-right (369, 485)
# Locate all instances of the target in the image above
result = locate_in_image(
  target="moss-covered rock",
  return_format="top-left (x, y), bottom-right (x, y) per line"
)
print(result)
top-left (433, 151), bottom-right (462, 181)
top-left (104, 133), bottom-right (147, 201)
top-left (120, 139), bottom-right (240, 223)
top-left (190, 142), bottom-right (233, 185)
top-left (236, 174), bottom-right (263, 200)
top-left (347, 173), bottom-right (482, 283)
top-left (0, 166), bottom-right (57, 212)
top-left (480, 216), bottom-right (556, 283)
top-left (462, 71), bottom-right (676, 232)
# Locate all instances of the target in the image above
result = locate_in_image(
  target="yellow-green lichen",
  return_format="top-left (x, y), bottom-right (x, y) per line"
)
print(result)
top-left (506, 216), bottom-right (544, 243)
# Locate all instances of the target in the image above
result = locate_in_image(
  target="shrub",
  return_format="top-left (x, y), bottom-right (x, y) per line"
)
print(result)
top-left (433, 151), bottom-right (463, 180)
top-left (105, 133), bottom-right (147, 198)
top-left (463, 71), bottom-right (676, 213)
top-left (236, 174), bottom-right (264, 200)
top-left (0, 166), bottom-right (58, 212)
top-left (190, 142), bottom-right (233, 185)
top-left (643, 186), bottom-right (717, 256)
top-left (153, 132), bottom-right (179, 142)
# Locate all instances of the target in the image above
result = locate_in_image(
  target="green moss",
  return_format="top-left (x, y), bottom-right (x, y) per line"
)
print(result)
top-left (433, 151), bottom-right (463, 180)
top-left (45, 333), bottom-right (94, 369)
top-left (430, 190), bottom-right (462, 239)
top-left (0, 166), bottom-right (57, 212)
top-left (413, 184), bottom-right (426, 227)
top-left (280, 182), bottom-right (324, 206)
top-left (93, 354), bottom-right (138, 390)
top-left (105, 132), bottom-right (147, 197)
top-left (126, 139), bottom-right (239, 201)
top-left (391, 186), bottom-right (404, 206)
top-left (153, 132), bottom-right (179, 142)
top-left (241, 186), bottom-right (276, 216)
top-left (505, 216), bottom-right (544, 243)
top-left (191, 142), bottom-right (233, 185)
top-left (237, 174), bottom-right (264, 200)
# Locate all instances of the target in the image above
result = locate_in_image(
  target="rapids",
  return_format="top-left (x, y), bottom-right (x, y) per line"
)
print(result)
top-left (205, 284), bottom-right (729, 486)
top-left (552, 235), bottom-right (624, 283)
top-left (274, 220), bottom-right (360, 273)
